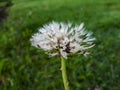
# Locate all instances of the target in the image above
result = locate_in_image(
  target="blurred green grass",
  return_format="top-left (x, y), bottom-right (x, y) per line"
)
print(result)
top-left (0, 0), bottom-right (120, 90)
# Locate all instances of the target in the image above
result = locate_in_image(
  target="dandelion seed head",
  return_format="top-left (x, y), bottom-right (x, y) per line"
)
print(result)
top-left (30, 21), bottom-right (95, 59)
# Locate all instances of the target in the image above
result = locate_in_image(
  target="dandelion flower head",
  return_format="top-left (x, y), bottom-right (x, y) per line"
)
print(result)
top-left (30, 21), bottom-right (95, 59)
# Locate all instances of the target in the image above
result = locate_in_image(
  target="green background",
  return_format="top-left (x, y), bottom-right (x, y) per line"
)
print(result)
top-left (0, 0), bottom-right (120, 90)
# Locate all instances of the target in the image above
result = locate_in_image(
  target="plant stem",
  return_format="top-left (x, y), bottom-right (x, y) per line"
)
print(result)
top-left (61, 57), bottom-right (69, 90)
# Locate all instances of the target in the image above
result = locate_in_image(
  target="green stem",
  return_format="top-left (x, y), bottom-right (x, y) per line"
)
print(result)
top-left (61, 57), bottom-right (70, 90)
